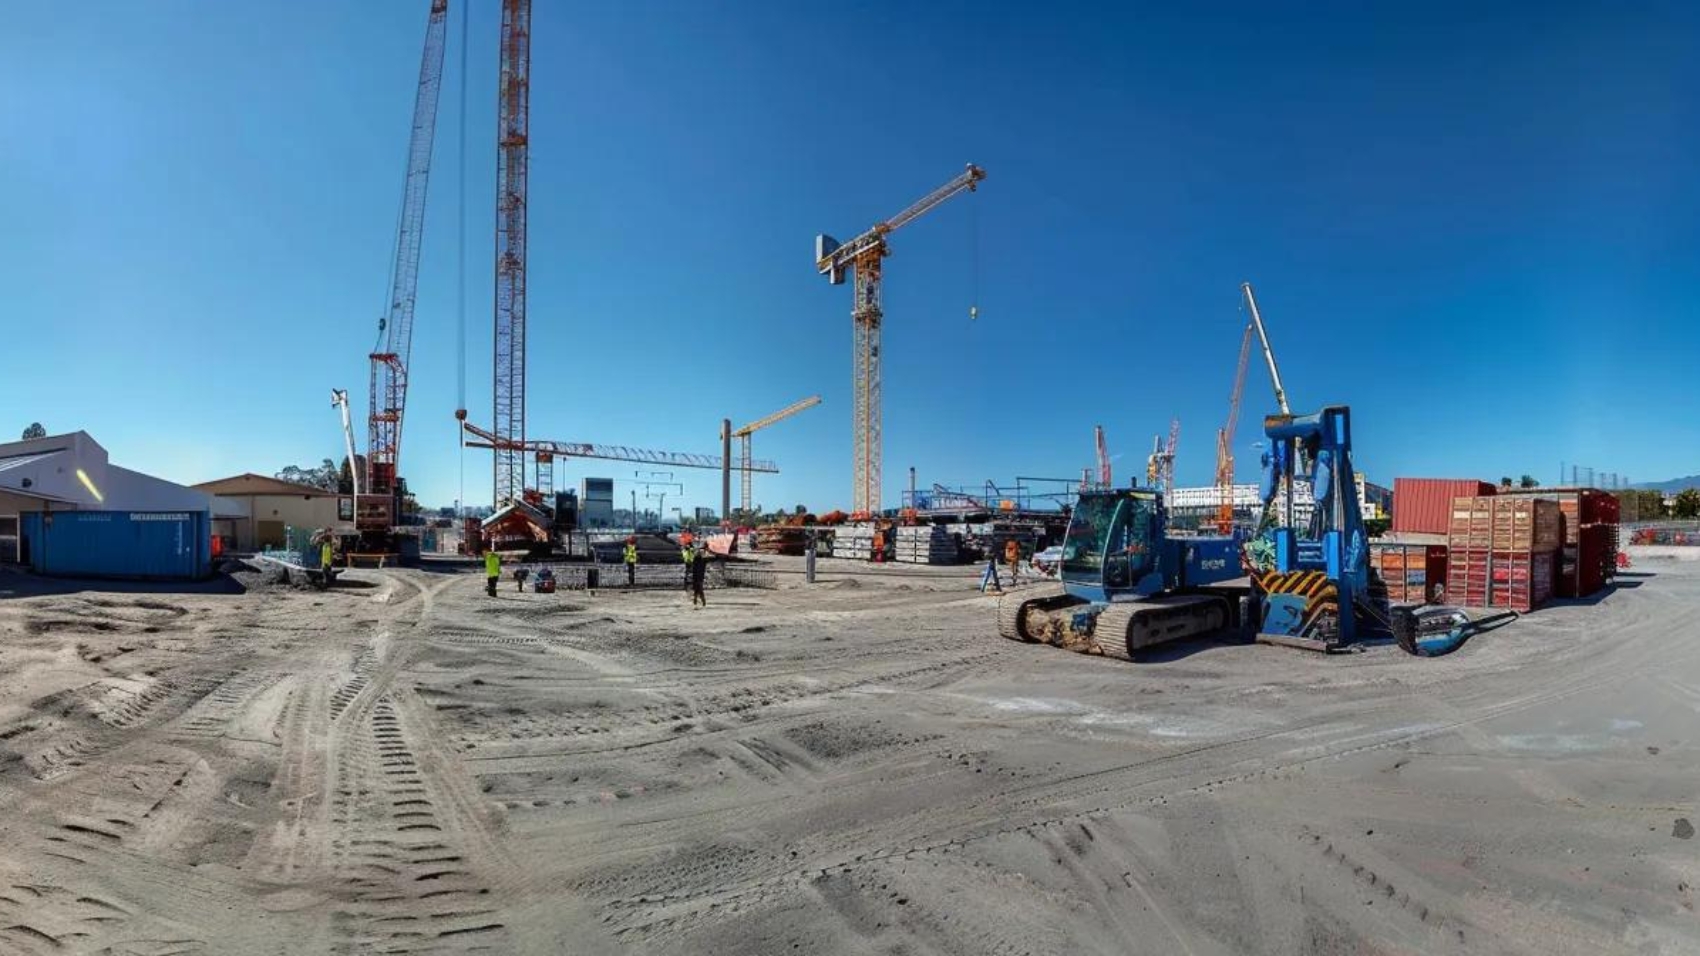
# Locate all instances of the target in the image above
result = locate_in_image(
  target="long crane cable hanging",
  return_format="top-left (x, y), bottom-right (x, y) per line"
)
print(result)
top-left (455, 0), bottom-right (469, 520)
top-left (968, 192), bottom-right (980, 321)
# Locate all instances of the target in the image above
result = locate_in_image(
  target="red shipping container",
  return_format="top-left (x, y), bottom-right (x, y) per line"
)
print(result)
top-left (1557, 524), bottom-right (1614, 598)
top-left (1370, 542), bottom-right (1448, 604)
top-left (1394, 478), bottom-right (1496, 535)
top-left (1446, 548), bottom-right (1554, 612)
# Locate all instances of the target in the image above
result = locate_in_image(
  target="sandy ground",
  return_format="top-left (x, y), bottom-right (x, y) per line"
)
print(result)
top-left (0, 552), bottom-right (1695, 955)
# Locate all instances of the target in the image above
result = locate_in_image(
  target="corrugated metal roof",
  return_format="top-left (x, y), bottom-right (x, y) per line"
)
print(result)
top-left (0, 449), bottom-right (63, 475)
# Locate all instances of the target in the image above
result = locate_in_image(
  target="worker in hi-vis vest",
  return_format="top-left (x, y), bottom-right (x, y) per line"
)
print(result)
top-left (623, 538), bottom-right (638, 586)
top-left (320, 541), bottom-right (333, 572)
top-left (484, 550), bottom-right (500, 597)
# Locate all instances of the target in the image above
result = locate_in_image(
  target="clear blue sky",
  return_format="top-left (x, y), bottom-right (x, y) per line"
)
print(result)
top-left (4, 1), bottom-right (1697, 513)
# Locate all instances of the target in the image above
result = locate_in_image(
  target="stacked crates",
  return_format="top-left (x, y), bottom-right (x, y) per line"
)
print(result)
top-left (1369, 542), bottom-right (1448, 604)
top-left (831, 525), bottom-right (876, 560)
top-left (1495, 488), bottom-right (1620, 598)
top-left (1446, 497), bottom-right (1562, 611)
top-left (891, 525), bottom-right (959, 565)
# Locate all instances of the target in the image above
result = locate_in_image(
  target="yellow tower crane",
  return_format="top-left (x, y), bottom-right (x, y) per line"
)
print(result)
top-left (816, 164), bottom-right (986, 516)
top-left (720, 396), bottom-right (822, 519)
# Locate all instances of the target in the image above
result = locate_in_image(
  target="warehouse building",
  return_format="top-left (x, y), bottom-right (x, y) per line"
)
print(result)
top-left (192, 473), bottom-right (344, 551)
top-left (0, 430), bottom-right (234, 579)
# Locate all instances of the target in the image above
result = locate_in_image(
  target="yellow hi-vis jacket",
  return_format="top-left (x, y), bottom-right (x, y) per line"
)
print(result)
top-left (320, 543), bottom-right (333, 569)
top-left (623, 544), bottom-right (638, 565)
top-left (484, 551), bottom-right (500, 577)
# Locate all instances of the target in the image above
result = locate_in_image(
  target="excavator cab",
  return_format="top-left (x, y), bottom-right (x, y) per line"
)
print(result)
top-left (1060, 490), bottom-right (1161, 598)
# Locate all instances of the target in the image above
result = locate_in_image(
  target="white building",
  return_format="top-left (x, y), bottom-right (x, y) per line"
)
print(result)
top-left (0, 430), bottom-right (244, 568)
top-left (1167, 473), bottom-right (1388, 523)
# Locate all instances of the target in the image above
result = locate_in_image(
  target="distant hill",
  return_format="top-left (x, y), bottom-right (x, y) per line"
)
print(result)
top-left (1633, 475), bottom-right (1700, 493)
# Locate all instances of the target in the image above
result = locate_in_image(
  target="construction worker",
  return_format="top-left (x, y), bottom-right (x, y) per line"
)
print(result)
top-left (484, 549), bottom-right (500, 597)
top-left (318, 538), bottom-right (334, 590)
top-left (681, 540), bottom-right (694, 593)
top-left (623, 537), bottom-right (638, 586)
top-left (1004, 538), bottom-right (1022, 585)
top-left (980, 552), bottom-right (1002, 593)
top-left (688, 545), bottom-right (709, 608)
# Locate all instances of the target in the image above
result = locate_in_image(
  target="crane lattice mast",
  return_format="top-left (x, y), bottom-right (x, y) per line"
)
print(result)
top-left (816, 164), bottom-right (985, 514)
top-left (491, 0), bottom-right (531, 506)
top-left (364, 0), bottom-right (448, 531)
top-left (1215, 323), bottom-right (1254, 532)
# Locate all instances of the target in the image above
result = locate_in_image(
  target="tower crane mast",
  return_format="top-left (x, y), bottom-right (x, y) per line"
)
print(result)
top-left (363, 0), bottom-right (448, 534)
top-left (490, 0), bottom-right (531, 506)
top-left (816, 164), bottom-right (985, 515)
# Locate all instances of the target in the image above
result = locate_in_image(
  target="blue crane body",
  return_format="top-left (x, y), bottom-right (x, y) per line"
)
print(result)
top-left (998, 488), bottom-right (1250, 660)
top-left (1244, 405), bottom-right (1378, 651)
top-left (1000, 404), bottom-right (1396, 661)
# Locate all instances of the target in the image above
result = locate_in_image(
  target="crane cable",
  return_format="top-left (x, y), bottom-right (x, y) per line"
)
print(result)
top-left (455, 0), bottom-right (469, 521)
top-left (968, 192), bottom-right (980, 321)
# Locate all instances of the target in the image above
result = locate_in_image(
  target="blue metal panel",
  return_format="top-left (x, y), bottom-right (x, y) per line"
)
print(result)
top-left (22, 510), bottom-right (210, 580)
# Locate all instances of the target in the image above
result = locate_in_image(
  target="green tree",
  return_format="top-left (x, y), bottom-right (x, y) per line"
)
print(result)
top-left (1499, 476), bottom-right (1513, 488)
top-left (1674, 488), bottom-right (1700, 519)
top-left (1640, 489), bottom-right (1667, 519)
top-left (20, 422), bottom-right (45, 440)
top-left (1518, 474), bottom-right (1539, 488)
top-left (276, 459), bottom-right (339, 491)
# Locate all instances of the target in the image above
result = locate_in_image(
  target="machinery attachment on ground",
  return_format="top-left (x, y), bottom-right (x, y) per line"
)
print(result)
top-left (1391, 607), bottom-right (1520, 657)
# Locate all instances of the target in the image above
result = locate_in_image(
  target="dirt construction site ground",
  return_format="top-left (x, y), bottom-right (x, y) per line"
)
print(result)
top-left (0, 552), bottom-right (1696, 955)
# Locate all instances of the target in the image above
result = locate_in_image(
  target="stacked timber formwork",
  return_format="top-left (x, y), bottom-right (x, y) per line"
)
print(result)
top-left (1446, 497), bottom-right (1562, 611)
top-left (1494, 488), bottom-right (1620, 598)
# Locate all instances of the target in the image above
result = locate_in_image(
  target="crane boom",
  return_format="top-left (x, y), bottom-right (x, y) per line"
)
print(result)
top-left (364, 0), bottom-right (448, 532)
top-left (461, 421), bottom-right (777, 473)
top-left (733, 395), bottom-right (822, 437)
top-left (1095, 425), bottom-right (1111, 488)
top-left (1241, 282), bottom-right (1290, 415)
top-left (1214, 321), bottom-right (1255, 531)
top-left (815, 164), bottom-right (985, 515)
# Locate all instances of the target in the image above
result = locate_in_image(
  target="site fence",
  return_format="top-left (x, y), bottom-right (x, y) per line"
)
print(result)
top-left (512, 561), bottom-right (777, 591)
top-left (1625, 521), bottom-right (1700, 546)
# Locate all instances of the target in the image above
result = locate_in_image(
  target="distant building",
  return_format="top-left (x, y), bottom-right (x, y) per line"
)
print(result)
top-left (580, 477), bottom-right (614, 528)
top-left (1167, 474), bottom-right (1389, 524)
top-left (193, 473), bottom-right (344, 551)
top-left (693, 506), bottom-right (717, 524)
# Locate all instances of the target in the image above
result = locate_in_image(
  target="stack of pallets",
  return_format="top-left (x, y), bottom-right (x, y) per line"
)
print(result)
top-left (1446, 497), bottom-right (1561, 611)
top-left (754, 525), bottom-right (808, 555)
top-left (891, 525), bottom-right (959, 565)
top-left (1495, 488), bottom-right (1620, 597)
top-left (831, 525), bottom-right (875, 560)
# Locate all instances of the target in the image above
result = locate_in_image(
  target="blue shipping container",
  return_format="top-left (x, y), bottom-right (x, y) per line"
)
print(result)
top-left (21, 510), bottom-right (211, 580)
